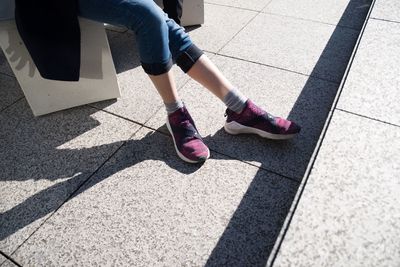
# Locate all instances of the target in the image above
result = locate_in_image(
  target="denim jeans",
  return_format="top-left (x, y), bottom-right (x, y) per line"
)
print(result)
top-left (78, 0), bottom-right (202, 75)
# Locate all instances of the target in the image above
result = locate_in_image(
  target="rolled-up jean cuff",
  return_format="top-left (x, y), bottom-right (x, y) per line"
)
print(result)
top-left (176, 44), bottom-right (204, 73)
top-left (141, 57), bottom-right (173, 75)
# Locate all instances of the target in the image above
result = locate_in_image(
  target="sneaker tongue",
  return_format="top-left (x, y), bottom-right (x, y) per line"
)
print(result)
top-left (248, 101), bottom-right (267, 116)
top-left (181, 121), bottom-right (202, 141)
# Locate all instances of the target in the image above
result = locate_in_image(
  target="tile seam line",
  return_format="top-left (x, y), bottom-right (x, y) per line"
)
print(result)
top-left (214, 0), bottom-right (274, 55)
top-left (0, 72), bottom-right (15, 79)
top-left (204, 2), bottom-right (261, 12)
top-left (0, 251), bottom-right (22, 267)
top-left (370, 17), bottom-right (400, 24)
top-left (0, 97), bottom-right (24, 114)
top-left (336, 108), bottom-right (400, 128)
top-left (206, 149), bottom-right (301, 184)
top-left (203, 50), bottom-right (340, 85)
top-left (88, 104), bottom-right (159, 129)
top-left (8, 120), bottom-right (146, 260)
top-left (261, 11), bottom-right (361, 31)
top-left (267, 0), bottom-right (377, 266)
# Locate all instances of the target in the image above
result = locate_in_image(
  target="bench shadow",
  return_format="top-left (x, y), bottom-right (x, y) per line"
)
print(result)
top-left (106, 30), bottom-right (142, 74)
top-left (2, 22), bottom-right (36, 77)
top-left (0, 104), bottom-right (202, 241)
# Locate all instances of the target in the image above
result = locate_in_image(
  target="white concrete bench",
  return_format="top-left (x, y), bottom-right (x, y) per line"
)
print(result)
top-left (0, 18), bottom-right (120, 116)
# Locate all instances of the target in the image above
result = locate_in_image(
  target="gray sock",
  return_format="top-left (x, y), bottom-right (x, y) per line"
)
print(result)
top-left (223, 88), bottom-right (248, 113)
top-left (165, 99), bottom-right (184, 114)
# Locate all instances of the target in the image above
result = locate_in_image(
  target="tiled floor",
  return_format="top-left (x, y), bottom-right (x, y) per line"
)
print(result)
top-left (273, 0), bottom-right (400, 266)
top-left (0, 0), bottom-right (371, 266)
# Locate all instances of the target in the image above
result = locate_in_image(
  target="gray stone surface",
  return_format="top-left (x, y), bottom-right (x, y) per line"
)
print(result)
top-left (0, 74), bottom-right (23, 112)
top-left (92, 30), bottom-right (190, 124)
top-left (371, 0), bottom-right (400, 22)
top-left (264, 0), bottom-right (371, 30)
top-left (13, 127), bottom-right (298, 267)
top-left (0, 100), bottom-right (140, 254)
top-left (0, 254), bottom-right (17, 267)
top-left (147, 55), bottom-right (338, 179)
top-left (0, 49), bottom-right (14, 77)
top-left (273, 110), bottom-right (400, 267)
top-left (187, 4), bottom-right (257, 53)
top-left (1, 260), bottom-right (17, 267)
top-left (206, 0), bottom-right (272, 11)
top-left (337, 19), bottom-right (400, 126)
top-left (220, 13), bottom-right (359, 83)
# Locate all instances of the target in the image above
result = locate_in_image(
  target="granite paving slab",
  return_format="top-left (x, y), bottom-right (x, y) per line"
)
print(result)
top-left (273, 110), bottom-right (400, 267)
top-left (0, 49), bottom-right (13, 77)
top-left (146, 55), bottom-right (338, 179)
top-left (264, 0), bottom-right (371, 30)
top-left (220, 13), bottom-right (359, 83)
top-left (91, 30), bottom-right (190, 124)
top-left (0, 100), bottom-right (140, 254)
top-left (205, 0), bottom-right (272, 11)
top-left (337, 19), bottom-right (400, 126)
top-left (13, 127), bottom-right (298, 267)
top-left (187, 4), bottom-right (257, 53)
top-left (371, 0), bottom-right (400, 22)
top-left (0, 74), bottom-right (23, 112)
top-left (0, 254), bottom-right (6, 266)
top-left (0, 254), bottom-right (17, 267)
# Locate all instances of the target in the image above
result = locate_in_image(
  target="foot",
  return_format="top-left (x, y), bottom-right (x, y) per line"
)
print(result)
top-left (166, 106), bottom-right (210, 163)
top-left (224, 100), bottom-right (301, 139)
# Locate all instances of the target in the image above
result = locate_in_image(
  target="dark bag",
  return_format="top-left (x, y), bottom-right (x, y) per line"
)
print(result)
top-left (15, 0), bottom-right (81, 81)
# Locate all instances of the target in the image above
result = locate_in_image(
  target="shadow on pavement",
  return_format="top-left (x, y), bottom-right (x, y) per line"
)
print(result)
top-left (0, 116), bottom-right (202, 242)
top-left (204, 0), bottom-right (371, 266)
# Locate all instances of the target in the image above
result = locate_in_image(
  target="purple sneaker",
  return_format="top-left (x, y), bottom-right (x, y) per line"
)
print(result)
top-left (166, 106), bottom-right (210, 163)
top-left (224, 100), bottom-right (301, 140)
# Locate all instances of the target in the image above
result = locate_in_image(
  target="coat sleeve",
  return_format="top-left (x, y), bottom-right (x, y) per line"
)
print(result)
top-left (15, 0), bottom-right (81, 81)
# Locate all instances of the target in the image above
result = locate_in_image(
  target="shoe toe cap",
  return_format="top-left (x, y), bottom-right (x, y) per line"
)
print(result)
top-left (287, 121), bottom-right (301, 134)
top-left (182, 139), bottom-right (210, 162)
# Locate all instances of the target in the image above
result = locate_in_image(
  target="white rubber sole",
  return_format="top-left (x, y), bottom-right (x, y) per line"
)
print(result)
top-left (224, 121), bottom-right (296, 140)
top-left (166, 119), bottom-right (210, 163)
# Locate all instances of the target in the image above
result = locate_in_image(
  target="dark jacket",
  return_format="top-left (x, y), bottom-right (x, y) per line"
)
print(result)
top-left (163, 0), bottom-right (183, 25)
top-left (15, 0), bottom-right (81, 81)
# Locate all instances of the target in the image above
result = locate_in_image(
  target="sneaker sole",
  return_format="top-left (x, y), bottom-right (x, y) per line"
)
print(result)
top-left (166, 119), bottom-right (210, 164)
top-left (224, 121), bottom-right (296, 140)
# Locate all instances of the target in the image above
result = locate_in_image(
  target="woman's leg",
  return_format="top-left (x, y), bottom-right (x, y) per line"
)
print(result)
top-left (78, 0), bottom-right (193, 105)
top-left (165, 18), bottom-right (301, 139)
top-left (183, 54), bottom-right (301, 139)
top-left (78, 0), bottom-right (300, 162)
top-left (78, 0), bottom-right (210, 163)
top-left (187, 55), bottom-right (233, 100)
